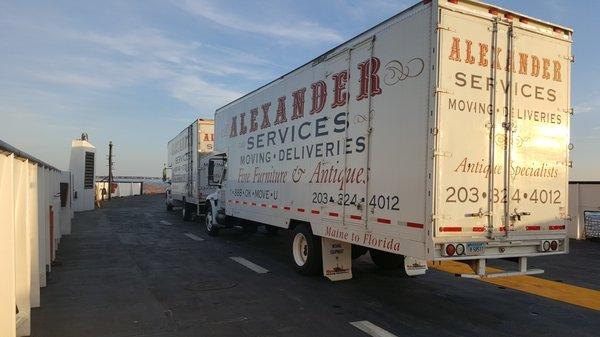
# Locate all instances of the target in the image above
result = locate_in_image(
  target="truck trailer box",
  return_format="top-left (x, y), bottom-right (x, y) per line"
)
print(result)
top-left (167, 119), bottom-right (215, 219)
top-left (209, 0), bottom-right (572, 278)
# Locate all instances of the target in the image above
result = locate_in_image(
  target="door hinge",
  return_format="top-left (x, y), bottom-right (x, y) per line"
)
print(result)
top-left (562, 54), bottom-right (575, 63)
top-left (436, 24), bottom-right (455, 32)
top-left (563, 107), bottom-right (574, 115)
top-left (435, 87), bottom-right (454, 95)
top-left (433, 150), bottom-right (452, 158)
top-left (430, 127), bottom-right (439, 135)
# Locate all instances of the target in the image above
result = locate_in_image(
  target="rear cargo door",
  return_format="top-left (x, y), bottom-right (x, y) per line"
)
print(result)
top-left (187, 121), bottom-right (197, 200)
top-left (343, 37), bottom-right (376, 226)
top-left (435, 7), bottom-right (571, 239)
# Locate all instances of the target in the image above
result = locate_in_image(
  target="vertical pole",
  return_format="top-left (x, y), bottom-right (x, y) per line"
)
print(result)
top-left (108, 141), bottom-right (113, 200)
top-left (504, 23), bottom-right (515, 237)
top-left (486, 18), bottom-right (499, 238)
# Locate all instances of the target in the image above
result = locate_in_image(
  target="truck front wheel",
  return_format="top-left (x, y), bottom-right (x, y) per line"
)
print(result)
top-left (290, 225), bottom-right (322, 276)
top-left (182, 202), bottom-right (193, 221)
top-left (369, 249), bottom-right (403, 269)
top-left (205, 206), bottom-right (220, 236)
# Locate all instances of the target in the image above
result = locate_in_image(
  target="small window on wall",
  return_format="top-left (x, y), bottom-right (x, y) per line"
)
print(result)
top-left (84, 152), bottom-right (94, 189)
top-left (60, 182), bottom-right (69, 207)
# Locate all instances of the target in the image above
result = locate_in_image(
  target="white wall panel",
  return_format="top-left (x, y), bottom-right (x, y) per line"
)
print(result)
top-left (0, 154), bottom-right (17, 337)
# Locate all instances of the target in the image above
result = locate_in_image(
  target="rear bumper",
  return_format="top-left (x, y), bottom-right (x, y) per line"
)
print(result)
top-left (432, 235), bottom-right (568, 261)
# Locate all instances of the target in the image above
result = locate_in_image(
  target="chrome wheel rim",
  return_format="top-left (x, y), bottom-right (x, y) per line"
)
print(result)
top-left (292, 233), bottom-right (308, 267)
top-left (206, 211), bottom-right (213, 231)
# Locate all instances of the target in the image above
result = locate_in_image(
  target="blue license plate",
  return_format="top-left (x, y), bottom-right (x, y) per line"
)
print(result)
top-left (466, 242), bottom-right (486, 255)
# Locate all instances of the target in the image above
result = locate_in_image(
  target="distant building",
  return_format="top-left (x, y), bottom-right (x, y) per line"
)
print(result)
top-left (68, 133), bottom-right (95, 212)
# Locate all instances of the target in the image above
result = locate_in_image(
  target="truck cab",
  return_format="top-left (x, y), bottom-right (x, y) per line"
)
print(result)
top-left (203, 153), bottom-right (228, 235)
top-left (162, 164), bottom-right (174, 211)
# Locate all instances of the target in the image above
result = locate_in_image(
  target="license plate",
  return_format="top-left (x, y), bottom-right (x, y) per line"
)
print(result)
top-left (466, 242), bottom-right (486, 256)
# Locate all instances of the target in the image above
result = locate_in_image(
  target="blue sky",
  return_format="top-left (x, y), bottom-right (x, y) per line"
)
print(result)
top-left (0, 0), bottom-right (598, 179)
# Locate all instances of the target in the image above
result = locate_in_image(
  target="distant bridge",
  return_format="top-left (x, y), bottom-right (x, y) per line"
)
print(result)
top-left (95, 176), bottom-right (162, 181)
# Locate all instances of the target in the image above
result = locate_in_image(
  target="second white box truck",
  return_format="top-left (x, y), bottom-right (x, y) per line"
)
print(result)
top-left (199, 0), bottom-right (572, 280)
top-left (166, 119), bottom-right (216, 220)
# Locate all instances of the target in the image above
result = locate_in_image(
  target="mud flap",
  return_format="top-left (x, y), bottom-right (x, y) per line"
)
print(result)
top-left (404, 256), bottom-right (428, 276)
top-left (321, 238), bottom-right (352, 281)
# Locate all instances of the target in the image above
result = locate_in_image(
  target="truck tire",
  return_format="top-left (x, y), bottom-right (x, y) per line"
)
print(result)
top-left (182, 202), bottom-right (193, 221)
top-left (205, 206), bottom-right (219, 236)
top-left (290, 225), bottom-right (322, 276)
top-left (369, 249), bottom-right (403, 269)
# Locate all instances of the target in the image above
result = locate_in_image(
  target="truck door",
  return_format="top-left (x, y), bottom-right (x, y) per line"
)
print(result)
top-left (342, 37), bottom-right (376, 226)
top-left (186, 123), bottom-right (194, 199)
top-left (317, 49), bottom-right (350, 223)
top-left (435, 9), bottom-right (571, 239)
top-left (498, 22), bottom-right (571, 238)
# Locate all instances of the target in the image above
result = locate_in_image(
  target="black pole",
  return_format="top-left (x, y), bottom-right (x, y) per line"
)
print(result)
top-left (108, 141), bottom-right (113, 200)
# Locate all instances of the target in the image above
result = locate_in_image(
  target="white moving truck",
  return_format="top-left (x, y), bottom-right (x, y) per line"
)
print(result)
top-left (204, 0), bottom-right (573, 280)
top-left (166, 119), bottom-right (216, 220)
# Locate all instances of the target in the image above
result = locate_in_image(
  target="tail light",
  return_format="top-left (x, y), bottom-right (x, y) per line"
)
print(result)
top-left (540, 240), bottom-right (560, 252)
top-left (456, 244), bottom-right (465, 255)
top-left (444, 244), bottom-right (456, 256)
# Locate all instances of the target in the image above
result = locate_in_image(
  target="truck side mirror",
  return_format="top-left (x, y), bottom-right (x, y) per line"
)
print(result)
top-left (208, 160), bottom-right (215, 183)
top-left (162, 167), bottom-right (167, 182)
top-left (208, 158), bottom-right (225, 187)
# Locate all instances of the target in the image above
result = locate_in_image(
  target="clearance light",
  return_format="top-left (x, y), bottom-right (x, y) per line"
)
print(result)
top-left (456, 244), bottom-right (465, 256)
top-left (445, 244), bottom-right (456, 256)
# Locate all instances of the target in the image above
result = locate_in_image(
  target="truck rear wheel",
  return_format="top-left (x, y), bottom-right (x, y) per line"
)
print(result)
top-left (182, 202), bottom-right (193, 221)
top-left (290, 225), bottom-right (322, 276)
top-left (205, 206), bottom-right (219, 236)
top-left (369, 249), bottom-right (403, 269)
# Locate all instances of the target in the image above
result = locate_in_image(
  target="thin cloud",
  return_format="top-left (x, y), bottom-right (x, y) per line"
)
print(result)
top-left (166, 75), bottom-right (242, 110)
top-left (14, 27), bottom-right (272, 108)
top-left (177, 0), bottom-right (344, 43)
top-left (575, 93), bottom-right (600, 114)
top-left (334, 0), bottom-right (410, 21)
top-left (29, 70), bottom-right (114, 89)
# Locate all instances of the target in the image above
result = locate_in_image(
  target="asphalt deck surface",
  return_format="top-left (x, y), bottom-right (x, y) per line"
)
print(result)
top-left (32, 195), bottom-right (600, 337)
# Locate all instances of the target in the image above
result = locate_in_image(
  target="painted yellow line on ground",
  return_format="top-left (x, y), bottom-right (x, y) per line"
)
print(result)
top-left (429, 261), bottom-right (600, 311)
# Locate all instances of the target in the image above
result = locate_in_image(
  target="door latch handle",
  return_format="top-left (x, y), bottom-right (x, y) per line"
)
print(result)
top-left (511, 209), bottom-right (531, 221)
top-left (465, 208), bottom-right (492, 218)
